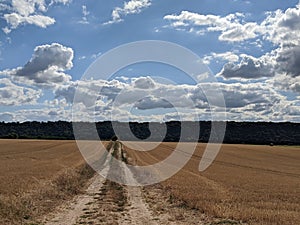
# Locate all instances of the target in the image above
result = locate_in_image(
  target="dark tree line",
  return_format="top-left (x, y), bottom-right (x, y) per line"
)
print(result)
top-left (0, 121), bottom-right (299, 145)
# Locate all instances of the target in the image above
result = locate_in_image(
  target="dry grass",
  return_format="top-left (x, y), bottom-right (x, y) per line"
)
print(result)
top-left (0, 139), bottom-right (95, 224)
top-left (125, 142), bottom-right (300, 225)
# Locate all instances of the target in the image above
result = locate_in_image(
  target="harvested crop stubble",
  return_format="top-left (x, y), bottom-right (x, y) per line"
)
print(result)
top-left (125, 142), bottom-right (300, 225)
top-left (0, 139), bottom-right (95, 224)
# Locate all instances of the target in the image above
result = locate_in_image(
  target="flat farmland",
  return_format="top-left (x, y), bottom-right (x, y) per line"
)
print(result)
top-left (0, 139), bottom-right (84, 194)
top-left (125, 142), bottom-right (300, 225)
top-left (0, 139), bottom-right (94, 224)
top-left (1, 140), bottom-right (299, 224)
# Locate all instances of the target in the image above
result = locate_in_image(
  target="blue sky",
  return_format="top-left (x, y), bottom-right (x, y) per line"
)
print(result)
top-left (0, 0), bottom-right (300, 122)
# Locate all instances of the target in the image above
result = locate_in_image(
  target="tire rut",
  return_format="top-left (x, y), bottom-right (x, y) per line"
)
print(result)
top-left (44, 174), bottom-right (106, 225)
top-left (44, 141), bottom-right (158, 225)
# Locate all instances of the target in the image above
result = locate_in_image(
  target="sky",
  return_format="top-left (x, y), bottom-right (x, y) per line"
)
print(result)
top-left (0, 0), bottom-right (300, 122)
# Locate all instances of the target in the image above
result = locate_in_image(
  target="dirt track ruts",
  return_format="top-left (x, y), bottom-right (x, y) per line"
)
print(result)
top-left (44, 141), bottom-right (159, 225)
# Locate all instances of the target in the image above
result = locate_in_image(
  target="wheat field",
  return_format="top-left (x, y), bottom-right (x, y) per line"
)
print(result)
top-left (125, 142), bottom-right (300, 225)
top-left (1, 139), bottom-right (299, 224)
top-left (0, 139), bottom-right (94, 224)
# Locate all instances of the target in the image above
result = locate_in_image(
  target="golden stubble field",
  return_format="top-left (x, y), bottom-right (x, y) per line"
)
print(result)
top-left (0, 139), bottom-right (84, 194)
top-left (0, 139), bottom-right (94, 224)
top-left (125, 142), bottom-right (300, 225)
top-left (0, 139), bottom-right (299, 225)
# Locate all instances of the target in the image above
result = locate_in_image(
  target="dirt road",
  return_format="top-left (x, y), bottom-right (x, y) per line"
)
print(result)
top-left (44, 141), bottom-right (158, 225)
top-left (44, 141), bottom-right (213, 225)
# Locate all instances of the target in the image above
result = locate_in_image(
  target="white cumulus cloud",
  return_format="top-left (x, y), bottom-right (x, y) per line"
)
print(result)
top-left (1, 0), bottom-right (71, 33)
top-left (134, 96), bottom-right (173, 110)
top-left (0, 78), bottom-right (42, 106)
top-left (133, 76), bottom-right (155, 89)
top-left (203, 51), bottom-right (240, 64)
top-left (217, 54), bottom-right (275, 79)
top-left (104, 0), bottom-right (151, 25)
top-left (164, 11), bottom-right (261, 42)
top-left (3, 13), bottom-right (55, 33)
top-left (0, 43), bottom-right (74, 87)
top-left (262, 4), bottom-right (300, 46)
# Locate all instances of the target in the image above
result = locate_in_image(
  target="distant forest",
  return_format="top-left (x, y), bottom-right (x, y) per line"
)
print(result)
top-left (0, 121), bottom-right (299, 145)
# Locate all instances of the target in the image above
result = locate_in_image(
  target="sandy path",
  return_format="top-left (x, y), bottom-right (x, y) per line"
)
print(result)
top-left (44, 174), bottom-right (105, 225)
top-left (118, 160), bottom-right (158, 225)
top-left (43, 141), bottom-right (159, 225)
top-left (44, 147), bottom-right (114, 225)
top-left (113, 141), bottom-right (158, 225)
top-left (120, 186), bottom-right (157, 225)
